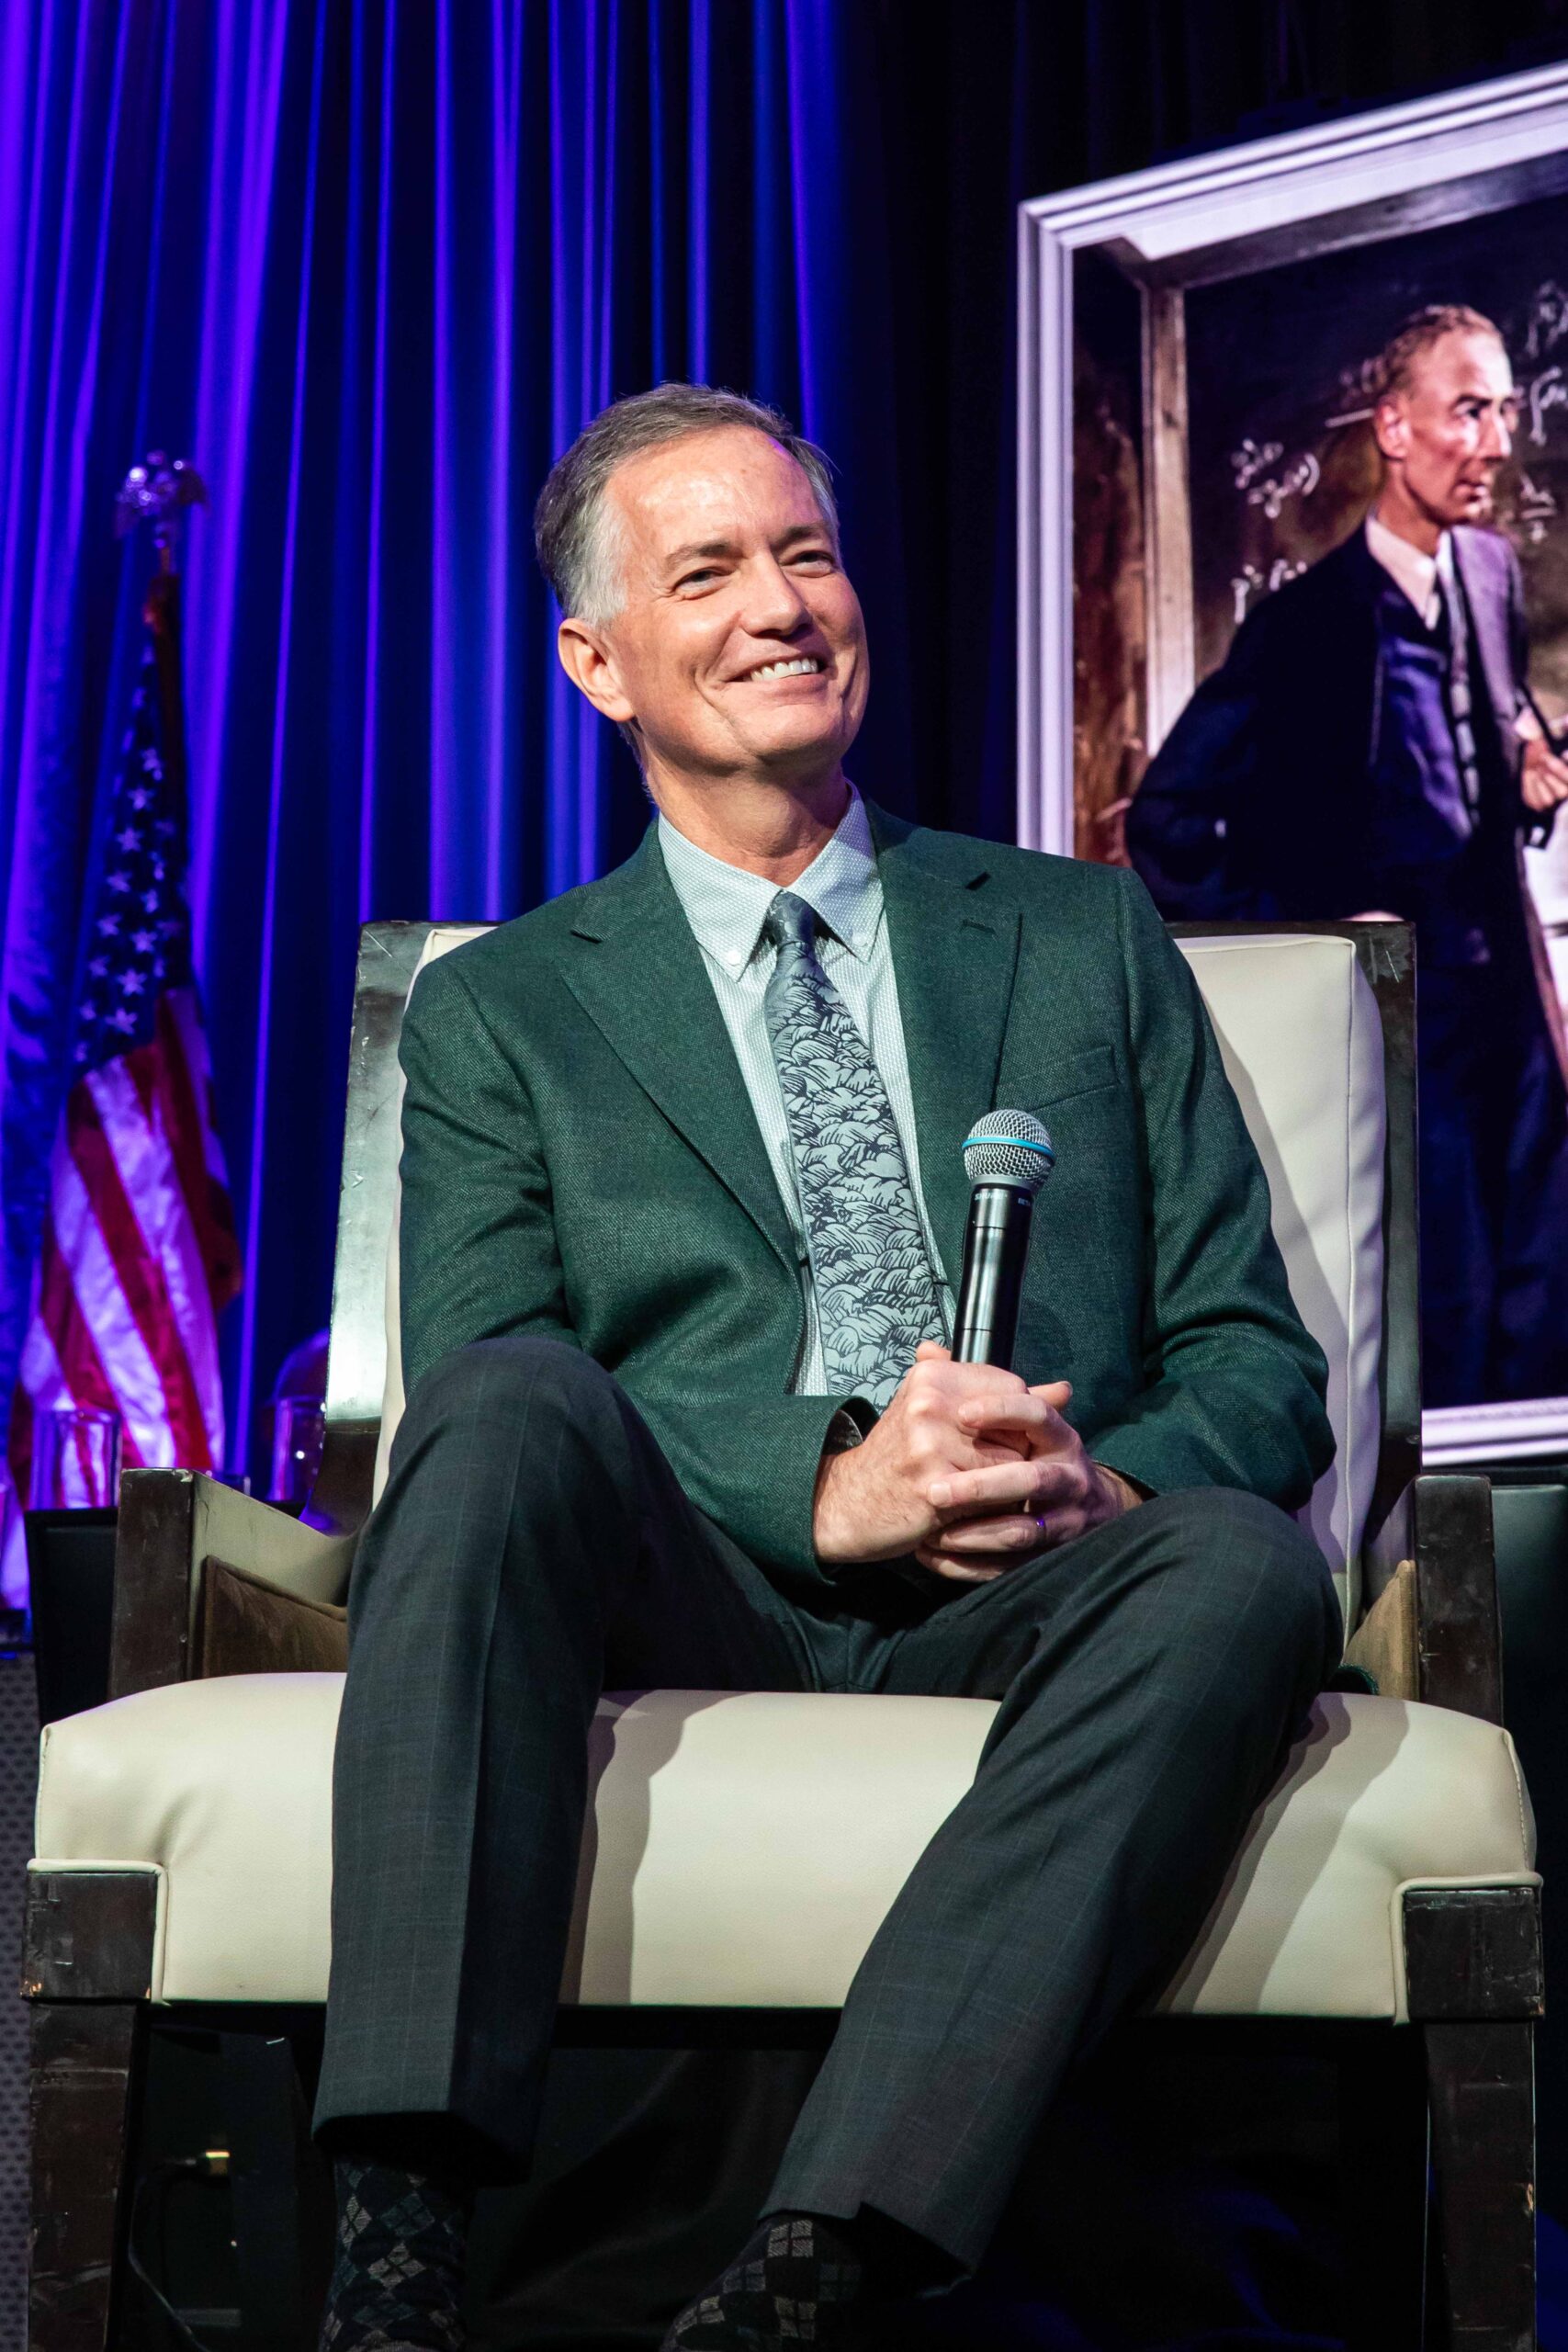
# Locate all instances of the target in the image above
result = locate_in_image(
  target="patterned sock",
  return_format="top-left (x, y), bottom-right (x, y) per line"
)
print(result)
top-left (661, 2211), bottom-right (895, 2349)
top-left (318, 2158), bottom-right (471, 2352)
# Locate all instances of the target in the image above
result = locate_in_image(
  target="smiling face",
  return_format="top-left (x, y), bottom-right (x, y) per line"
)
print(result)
top-left (1373, 328), bottom-right (1517, 536)
top-left (557, 424), bottom-right (868, 797)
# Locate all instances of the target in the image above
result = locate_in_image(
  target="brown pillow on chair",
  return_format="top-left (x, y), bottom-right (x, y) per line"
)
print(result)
top-left (196, 1557), bottom-right (349, 1678)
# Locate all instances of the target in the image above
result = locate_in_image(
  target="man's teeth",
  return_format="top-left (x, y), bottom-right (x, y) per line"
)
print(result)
top-left (748, 657), bottom-right (821, 680)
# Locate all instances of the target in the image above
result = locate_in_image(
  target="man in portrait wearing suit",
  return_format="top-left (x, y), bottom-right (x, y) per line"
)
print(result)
top-left (312, 383), bottom-right (1340, 2352)
top-left (1127, 304), bottom-right (1568, 1410)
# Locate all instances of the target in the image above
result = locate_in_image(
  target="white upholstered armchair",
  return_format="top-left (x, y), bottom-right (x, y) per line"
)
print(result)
top-left (25, 920), bottom-right (1541, 2351)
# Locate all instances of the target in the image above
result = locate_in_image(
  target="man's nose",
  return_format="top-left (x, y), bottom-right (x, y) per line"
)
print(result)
top-left (1480, 406), bottom-right (1512, 460)
top-left (741, 554), bottom-right (811, 636)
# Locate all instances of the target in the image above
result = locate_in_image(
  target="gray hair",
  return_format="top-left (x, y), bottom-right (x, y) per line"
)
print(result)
top-left (533, 381), bottom-right (840, 628)
top-left (1375, 303), bottom-right (1505, 401)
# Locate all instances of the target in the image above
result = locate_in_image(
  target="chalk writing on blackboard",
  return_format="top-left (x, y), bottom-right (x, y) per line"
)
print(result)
top-left (1521, 278), bottom-right (1568, 361)
top-left (1527, 369), bottom-right (1568, 447)
top-left (1325, 356), bottom-right (1383, 431)
top-left (1230, 557), bottom-right (1309, 626)
top-left (1517, 469), bottom-right (1559, 542)
top-left (1230, 438), bottom-right (1321, 518)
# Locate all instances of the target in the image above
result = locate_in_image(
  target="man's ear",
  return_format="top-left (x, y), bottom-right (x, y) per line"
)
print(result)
top-left (557, 617), bottom-right (637, 724)
top-left (1372, 392), bottom-right (1409, 465)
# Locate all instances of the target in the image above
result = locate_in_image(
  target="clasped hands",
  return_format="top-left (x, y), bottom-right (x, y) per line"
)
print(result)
top-left (813, 1340), bottom-right (1137, 1581)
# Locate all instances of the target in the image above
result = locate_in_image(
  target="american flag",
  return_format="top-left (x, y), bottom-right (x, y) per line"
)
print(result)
top-left (6, 577), bottom-right (241, 1520)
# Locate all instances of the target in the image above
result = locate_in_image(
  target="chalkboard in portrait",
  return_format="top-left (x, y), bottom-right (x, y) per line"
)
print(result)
top-left (1137, 188), bottom-right (1568, 1020)
top-left (1183, 186), bottom-right (1568, 707)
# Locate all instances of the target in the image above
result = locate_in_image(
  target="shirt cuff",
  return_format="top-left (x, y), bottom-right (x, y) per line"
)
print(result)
top-left (823, 1401), bottom-right (874, 1454)
top-left (1095, 1461), bottom-right (1150, 1514)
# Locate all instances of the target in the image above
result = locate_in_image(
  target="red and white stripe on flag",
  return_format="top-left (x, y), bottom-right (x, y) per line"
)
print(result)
top-left (6, 985), bottom-right (241, 1525)
top-left (2, 587), bottom-right (240, 1601)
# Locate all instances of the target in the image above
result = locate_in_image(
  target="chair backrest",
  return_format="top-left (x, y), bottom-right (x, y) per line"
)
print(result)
top-left (324, 920), bottom-right (1409, 1628)
top-left (1175, 933), bottom-right (1387, 1624)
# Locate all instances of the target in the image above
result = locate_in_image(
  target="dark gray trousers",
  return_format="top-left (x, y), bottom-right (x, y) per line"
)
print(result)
top-left (314, 1335), bottom-right (1340, 2271)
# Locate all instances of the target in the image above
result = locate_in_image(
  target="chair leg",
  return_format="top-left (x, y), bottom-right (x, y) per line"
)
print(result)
top-left (1340, 2026), bottom-right (1427, 2352)
top-left (28, 2000), bottom-right (145, 2352)
top-left (221, 2027), bottom-right (335, 2346)
top-left (1423, 2019), bottom-right (1535, 2352)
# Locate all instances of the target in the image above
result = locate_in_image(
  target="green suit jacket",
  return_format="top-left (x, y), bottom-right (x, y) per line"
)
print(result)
top-left (397, 803), bottom-right (1334, 1601)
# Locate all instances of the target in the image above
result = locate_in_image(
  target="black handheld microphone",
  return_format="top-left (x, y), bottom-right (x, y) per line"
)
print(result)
top-left (952, 1110), bottom-right (1055, 1367)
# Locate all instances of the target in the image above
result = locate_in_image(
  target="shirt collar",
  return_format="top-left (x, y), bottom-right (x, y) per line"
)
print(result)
top-left (657, 786), bottom-right (883, 973)
top-left (1366, 510), bottom-right (1450, 628)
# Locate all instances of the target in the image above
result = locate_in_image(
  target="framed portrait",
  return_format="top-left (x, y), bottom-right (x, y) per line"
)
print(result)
top-left (1018, 62), bottom-right (1568, 1462)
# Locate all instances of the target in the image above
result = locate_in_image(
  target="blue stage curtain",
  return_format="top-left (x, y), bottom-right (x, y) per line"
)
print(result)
top-left (0, 0), bottom-right (933, 1464)
top-left (6, 0), bottom-right (1564, 1469)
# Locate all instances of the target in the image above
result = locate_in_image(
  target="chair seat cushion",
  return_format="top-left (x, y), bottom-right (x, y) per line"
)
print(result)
top-left (31, 1678), bottom-right (1535, 2019)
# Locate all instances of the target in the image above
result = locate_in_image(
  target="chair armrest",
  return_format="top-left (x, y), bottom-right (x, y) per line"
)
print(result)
top-left (1362, 1472), bottom-right (1501, 1724)
top-left (110, 1469), bottom-right (356, 1699)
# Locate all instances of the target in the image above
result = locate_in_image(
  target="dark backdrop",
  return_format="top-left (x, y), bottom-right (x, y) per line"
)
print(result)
top-left (5, 0), bottom-right (1568, 1471)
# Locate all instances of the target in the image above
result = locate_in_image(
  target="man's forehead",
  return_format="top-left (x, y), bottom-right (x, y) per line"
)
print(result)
top-left (1412, 331), bottom-right (1514, 398)
top-left (608, 427), bottom-right (821, 545)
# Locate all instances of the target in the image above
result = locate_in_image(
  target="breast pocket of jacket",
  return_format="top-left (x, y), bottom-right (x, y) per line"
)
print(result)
top-left (1024, 1045), bottom-right (1120, 1118)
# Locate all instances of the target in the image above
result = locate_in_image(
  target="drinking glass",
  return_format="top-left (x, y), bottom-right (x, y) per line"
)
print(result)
top-left (271, 1396), bottom-right (326, 1507)
top-left (0, 1467), bottom-right (26, 1611)
top-left (31, 1407), bottom-right (122, 1509)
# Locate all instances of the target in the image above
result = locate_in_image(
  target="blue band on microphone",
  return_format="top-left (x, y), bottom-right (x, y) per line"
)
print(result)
top-left (961, 1131), bottom-right (1054, 1156)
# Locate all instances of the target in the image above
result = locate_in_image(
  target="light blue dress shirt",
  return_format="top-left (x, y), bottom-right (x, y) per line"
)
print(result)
top-left (657, 788), bottom-right (954, 1394)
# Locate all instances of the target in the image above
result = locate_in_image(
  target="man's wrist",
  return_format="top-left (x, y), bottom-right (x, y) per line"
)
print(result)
top-left (812, 1399), bottom-right (879, 1566)
top-left (812, 1445), bottom-right (859, 1564)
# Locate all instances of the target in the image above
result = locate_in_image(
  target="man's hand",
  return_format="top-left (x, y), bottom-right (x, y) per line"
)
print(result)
top-left (813, 1342), bottom-right (1137, 1581)
top-left (1522, 732), bottom-right (1568, 816)
top-left (915, 1376), bottom-right (1137, 1581)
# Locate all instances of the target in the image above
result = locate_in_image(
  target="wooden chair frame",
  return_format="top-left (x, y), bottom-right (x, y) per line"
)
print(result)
top-left (23, 920), bottom-right (1543, 2352)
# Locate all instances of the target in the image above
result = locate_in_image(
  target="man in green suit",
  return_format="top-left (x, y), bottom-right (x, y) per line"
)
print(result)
top-left (314, 385), bottom-right (1339, 2352)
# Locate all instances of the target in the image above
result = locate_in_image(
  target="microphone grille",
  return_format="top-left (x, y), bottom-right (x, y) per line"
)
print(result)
top-left (963, 1108), bottom-right (1055, 1193)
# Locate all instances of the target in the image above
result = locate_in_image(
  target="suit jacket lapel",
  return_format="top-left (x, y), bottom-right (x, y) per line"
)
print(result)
top-left (561, 834), bottom-right (798, 1275)
top-left (870, 807), bottom-right (1021, 1290)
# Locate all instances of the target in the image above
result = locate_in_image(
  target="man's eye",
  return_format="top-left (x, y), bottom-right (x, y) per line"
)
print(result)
top-left (676, 569), bottom-right (720, 590)
top-left (790, 549), bottom-right (833, 569)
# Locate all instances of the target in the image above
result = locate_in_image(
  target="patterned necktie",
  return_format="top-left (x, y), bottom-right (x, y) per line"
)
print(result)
top-left (761, 889), bottom-right (945, 1408)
